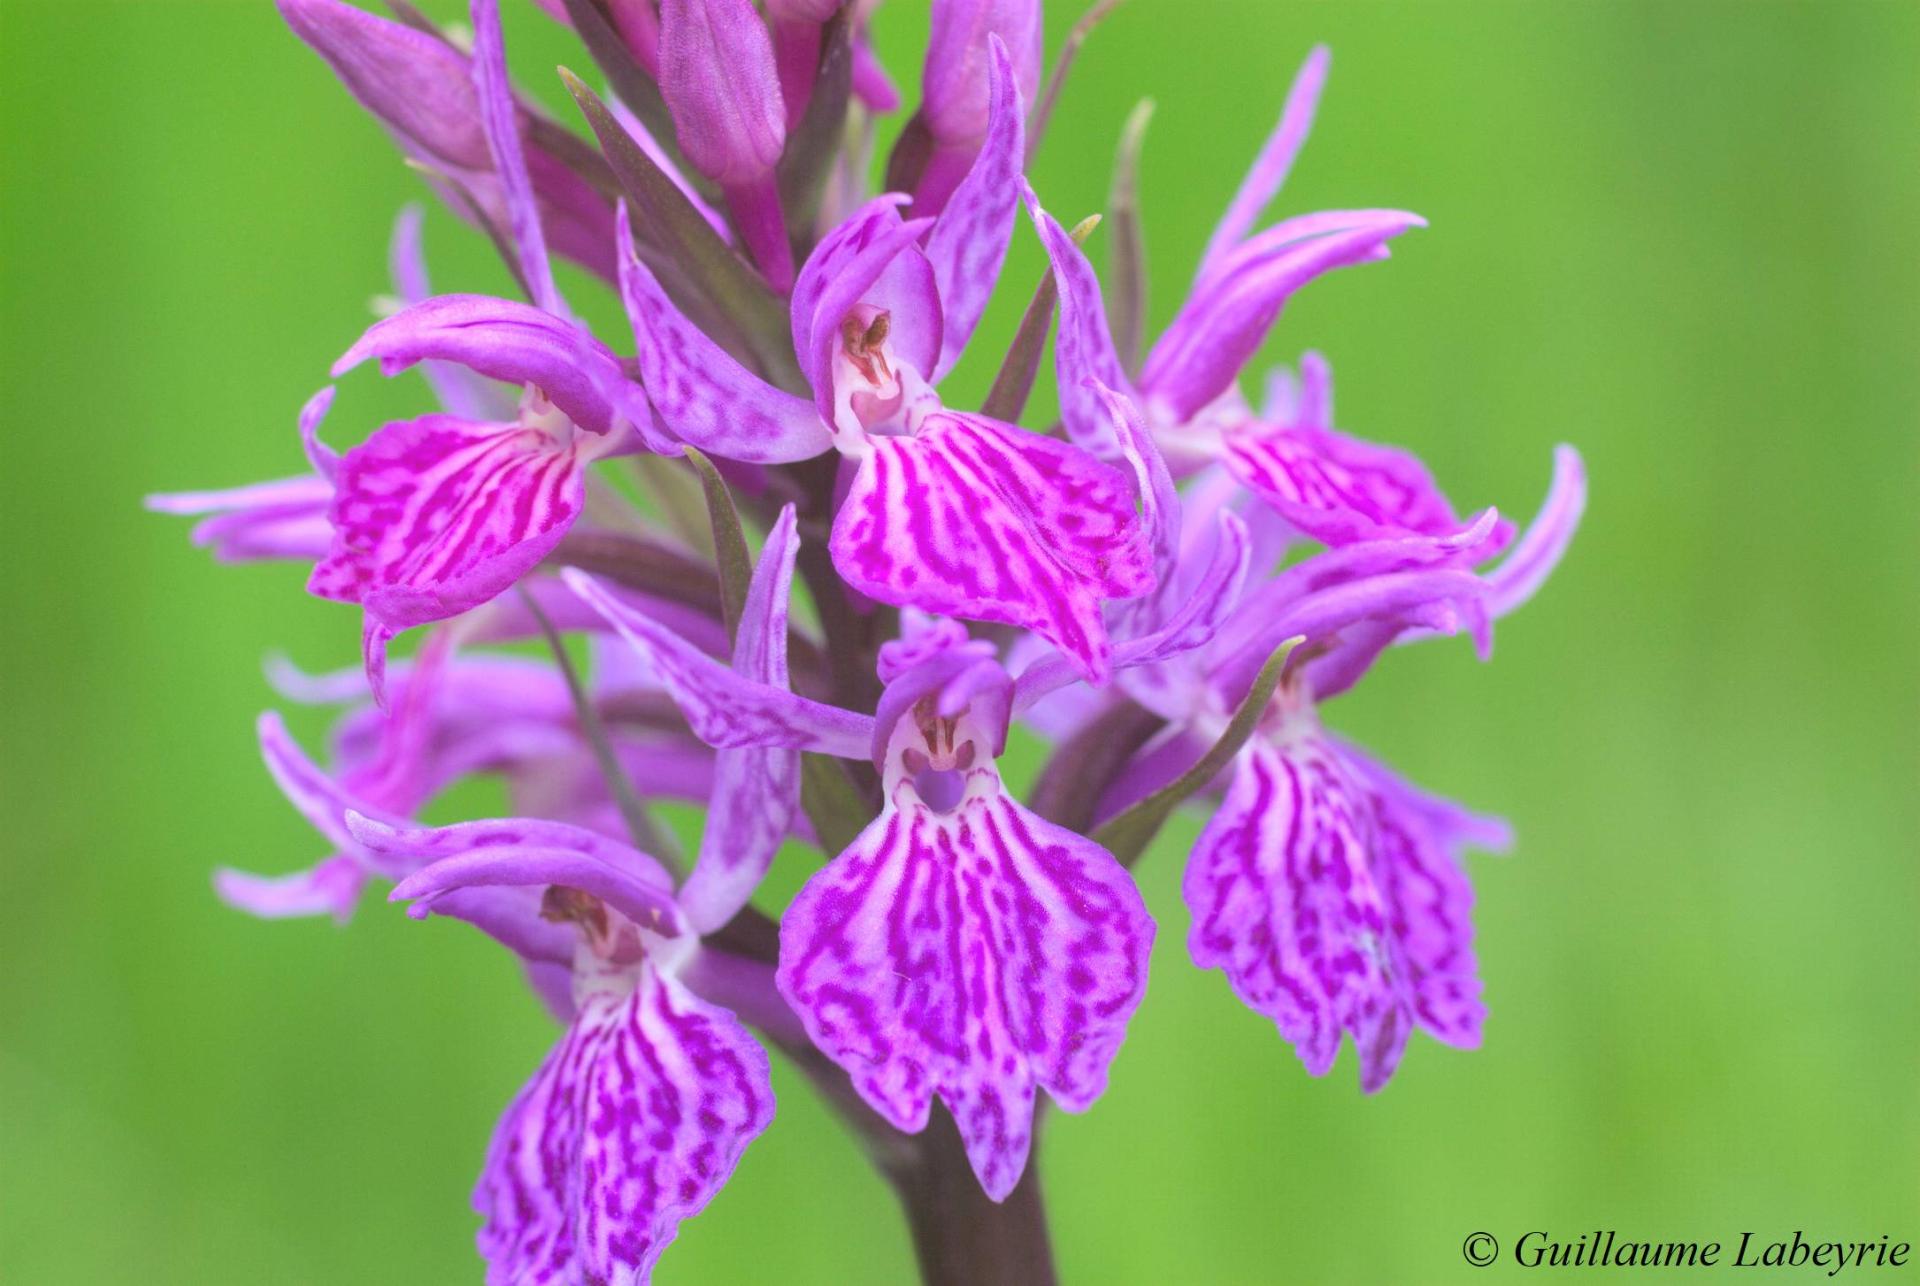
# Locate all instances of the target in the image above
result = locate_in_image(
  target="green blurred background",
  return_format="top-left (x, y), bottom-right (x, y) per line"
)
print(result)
top-left (4, 0), bottom-right (1917, 1281)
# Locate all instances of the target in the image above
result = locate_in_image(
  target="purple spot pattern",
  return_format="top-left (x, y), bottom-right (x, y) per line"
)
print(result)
top-left (310, 414), bottom-right (585, 632)
top-left (829, 412), bottom-right (1154, 684)
top-left (777, 778), bottom-right (1154, 1200)
top-left (1221, 423), bottom-right (1461, 546)
top-left (475, 961), bottom-right (774, 1284)
top-left (1184, 735), bottom-right (1485, 1093)
top-left (564, 570), bottom-right (874, 758)
top-left (923, 38), bottom-right (1023, 381)
top-left (1024, 194), bottom-right (1133, 460)
top-left (617, 230), bottom-right (828, 464)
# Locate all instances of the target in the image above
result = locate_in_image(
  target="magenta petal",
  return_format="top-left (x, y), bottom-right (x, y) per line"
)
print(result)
top-left (471, 0), bottom-right (561, 315)
top-left (1486, 445), bottom-right (1586, 618)
top-left (1348, 740), bottom-right (1507, 1090)
top-left (1013, 508), bottom-right (1251, 717)
top-left (830, 412), bottom-right (1154, 683)
top-left (679, 507), bottom-right (803, 935)
top-left (1195, 45), bottom-right (1330, 288)
top-left (1021, 186), bottom-right (1135, 459)
top-left (1223, 422), bottom-right (1464, 546)
top-left (789, 195), bottom-right (909, 376)
top-left (214, 854), bottom-right (366, 923)
top-left (801, 216), bottom-right (940, 424)
top-left (924, 37), bottom-right (1024, 380)
top-left (1143, 219), bottom-right (1423, 422)
top-left (563, 569), bottom-right (874, 757)
top-left (615, 206), bottom-right (829, 463)
top-left (258, 711), bottom-right (407, 859)
top-left (475, 961), bottom-right (775, 1283)
top-left (778, 789), bottom-right (1153, 1201)
top-left (366, 813), bottom-right (682, 934)
top-left (1185, 738), bottom-right (1393, 1081)
top-left (308, 414), bottom-right (586, 631)
top-left (335, 295), bottom-right (643, 437)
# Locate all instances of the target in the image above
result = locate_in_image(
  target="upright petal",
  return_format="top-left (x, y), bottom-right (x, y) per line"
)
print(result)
top-left (471, 0), bottom-right (561, 314)
top-left (1484, 445), bottom-right (1586, 618)
top-left (1195, 45), bottom-right (1330, 287)
top-left (1022, 186), bottom-right (1133, 459)
top-left (308, 414), bottom-right (587, 633)
top-left (923, 37), bottom-right (1024, 380)
top-left (778, 785), bottom-right (1153, 1200)
top-left (475, 961), bottom-right (775, 1283)
top-left (1143, 218), bottom-right (1423, 422)
top-left (679, 507), bottom-right (804, 934)
top-left (563, 569), bottom-right (875, 757)
top-left (615, 206), bottom-right (829, 463)
top-left (830, 411), bottom-right (1153, 682)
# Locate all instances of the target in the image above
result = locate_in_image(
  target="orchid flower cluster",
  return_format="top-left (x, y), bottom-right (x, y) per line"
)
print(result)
top-left (152, 0), bottom-right (1586, 1280)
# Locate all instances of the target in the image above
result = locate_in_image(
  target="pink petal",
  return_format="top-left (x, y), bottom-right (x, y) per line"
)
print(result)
top-left (1194, 45), bottom-right (1329, 288)
top-left (924, 37), bottom-right (1024, 380)
top-left (679, 506), bottom-right (803, 934)
top-left (475, 961), bottom-right (775, 1282)
top-left (1021, 185), bottom-right (1134, 459)
top-left (308, 414), bottom-right (586, 632)
top-left (1184, 738), bottom-right (1392, 1080)
top-left (615, 206), bottom-right (829, 463)
top-left (778, 787), bottom-right (1153, 1200)
top-left (562, 569), bottom-right (874, 757)
top-left (830, 411), bottom-right (1154, 683)
top-left (471, 0), bottom-right (562, 315)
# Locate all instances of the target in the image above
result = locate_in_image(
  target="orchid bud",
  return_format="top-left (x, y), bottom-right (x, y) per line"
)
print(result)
top-left (911, 0), bottom-right (1040, 212)
top-left (659, 0), bottom-right (795, 286)
top-left (922, 0), bottom-right (1041, 149)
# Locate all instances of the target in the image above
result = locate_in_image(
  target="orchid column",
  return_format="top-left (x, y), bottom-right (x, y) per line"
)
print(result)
top-left (152, 2), bottom-right (1585, 1283)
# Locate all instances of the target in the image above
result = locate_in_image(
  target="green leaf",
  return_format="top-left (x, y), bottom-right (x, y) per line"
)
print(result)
top-left (560, 68), bottom-right (801, 386)
top-left (1107, 99), bottom-right (1153, 376)
top-left (556, 0), bottom-right (686, 183)
top-left (1090, 636), bottom-right (1302, 866)
top-left (982, 213), bottom-right (1099, 425)
top-left (683, 447), bottom-right (753, 646)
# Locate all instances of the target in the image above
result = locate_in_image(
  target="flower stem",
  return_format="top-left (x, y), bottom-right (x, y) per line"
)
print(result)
top-left (885, 1106), bottom-right (1058, 1286)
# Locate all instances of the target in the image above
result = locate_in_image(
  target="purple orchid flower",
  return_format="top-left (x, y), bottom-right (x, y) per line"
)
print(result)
top-left (1091, 450), bottom-right (1585, 1090)
top-left (566, 561), bottom-right (1156, 1202)
top-left (620, 40), bottom-right (1155, 681)
top-left (361, 811), bottom-right (775, 1285)
top-left (1023, 47), bottom-right (1503, 556)
top-left (310, 0), bottom-right (663, 699)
